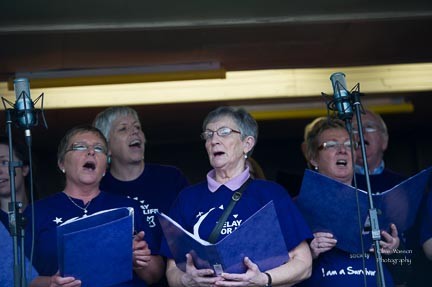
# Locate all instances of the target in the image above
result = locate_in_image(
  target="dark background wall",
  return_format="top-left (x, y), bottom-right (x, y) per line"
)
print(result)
top-left (30, 110), bottom-right (432, 199)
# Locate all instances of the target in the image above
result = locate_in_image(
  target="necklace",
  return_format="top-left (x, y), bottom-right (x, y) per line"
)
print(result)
top-left (63, 192), bottom-right (92, 214)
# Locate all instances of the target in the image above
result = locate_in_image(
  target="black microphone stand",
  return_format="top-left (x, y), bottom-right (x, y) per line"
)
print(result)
top-left (323, 82), bottom-right (387, 287)
top-left (350, 91), bottom-right (387, 287)
top-left (5, 109), bottom-right (28, 287)
top-left (2, 87), bottom-right (46, 287)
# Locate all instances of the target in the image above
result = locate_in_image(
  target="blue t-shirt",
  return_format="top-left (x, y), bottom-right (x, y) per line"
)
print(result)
top-left (297, 248), bottom-right (394, 287)
top-left (1, 212), bottom-right (39, 286)
top-left (100, 163), bottom-right (189, 249)
top-left (160, 179), bottom-right (312, 261)
top-left (24, 191), bottom-right (156, 287)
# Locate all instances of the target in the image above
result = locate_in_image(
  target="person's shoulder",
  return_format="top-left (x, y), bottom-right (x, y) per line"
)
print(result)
top-left (251, 178), bottom-right (287, 191)
top-left (249, 179), bottom-right (292, 199)
top-left (382, 168), bottom-right (407, 180)
top-left (98, 191), bottom-right (144, 213)
top-left (24, 192), bottom-right (68, 219)
top-left (31, 192), bottom-right (65, 207)
top-left (174, 181), bottom-right (207, 198)
top-left (146, 163), bottom-right (182, 173)
top-left (145, 163), bottom-right (188, 178)
top-left (180, 181), bottom-right (207, 192)
top-left (145, 163), bottom-right (189, 188)
top-left (99, 190), bottom-right (137, 203)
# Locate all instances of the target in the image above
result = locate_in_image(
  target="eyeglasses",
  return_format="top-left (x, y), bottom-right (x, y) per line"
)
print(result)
top-left (66, 143), bottom-right (108, 155)
top-left (318, 140), bottom-right (358, 151)
top-left (352, 126), bottom-right (379, 134)
top-left (200, 127), bottom-right (241, 140)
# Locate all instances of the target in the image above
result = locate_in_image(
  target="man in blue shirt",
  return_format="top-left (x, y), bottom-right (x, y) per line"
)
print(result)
top-left (353, 109), bottom-right (406, 193)
top-left (353, 109), bottom-right (412, 287)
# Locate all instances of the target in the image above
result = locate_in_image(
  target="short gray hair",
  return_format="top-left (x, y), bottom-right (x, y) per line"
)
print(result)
top-left (202, 106), bottom-right (258, 156)
top-left (93, 107), bottom-right (140, 141)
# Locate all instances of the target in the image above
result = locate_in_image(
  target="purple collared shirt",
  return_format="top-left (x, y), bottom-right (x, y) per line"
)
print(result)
top-left (206, 166), bottom-right (250, 192)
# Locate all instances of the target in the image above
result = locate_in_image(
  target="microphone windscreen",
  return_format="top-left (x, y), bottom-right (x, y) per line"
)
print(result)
top-left (13, 78), bottom-right (31, 100)
top-left (329, 72), bottom-right (353, 121)
top-left (330, 72), bottom-right (348, 98)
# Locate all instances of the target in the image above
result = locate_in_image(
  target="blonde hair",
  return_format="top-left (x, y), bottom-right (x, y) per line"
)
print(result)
top-left (303, 117), bottom-right (346, 163)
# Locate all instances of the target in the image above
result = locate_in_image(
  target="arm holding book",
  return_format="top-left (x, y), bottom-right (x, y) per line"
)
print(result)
top-left (166, 241), bottom-right (312, 287)
top-left (309, 225), bottom-right (399, 260)
top-left (217, 241), bottom-right (312, 287)
top-left (166, 255), bottom-right (221, 287)
top-left (133, 231), bottom-right (165, 284)
top-left (309, 232), bottom-right (337, 259)
top-left (376, 223), bottom-right (400, 255)
top-left (29, 272), bottom-right (81, 287)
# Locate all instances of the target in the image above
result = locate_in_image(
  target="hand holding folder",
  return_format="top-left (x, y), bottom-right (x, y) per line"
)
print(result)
top-left (296, 167), bottom-right (432, 254)
top-left (158, 201), bottom-right (289, 275)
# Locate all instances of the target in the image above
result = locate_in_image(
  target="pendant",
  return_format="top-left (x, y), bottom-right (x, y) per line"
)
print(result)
top-left (84, 209), bottom-right (88, 214)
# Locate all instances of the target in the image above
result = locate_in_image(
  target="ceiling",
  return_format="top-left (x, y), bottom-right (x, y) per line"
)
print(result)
top-left (0, 0), bottom-right (432, 165)
top-left (2, 1), bottom-right (432, 74)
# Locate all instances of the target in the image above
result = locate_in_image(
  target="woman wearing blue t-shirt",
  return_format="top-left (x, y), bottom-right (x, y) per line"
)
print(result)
top-left (24, 125), bottom-right (164, 287)
top-left (299, 117), bottom-right (400, 287)
top-left (93, 106), bottom-right (189, 248)
top-left (160, 106), bottom-right (313, 287)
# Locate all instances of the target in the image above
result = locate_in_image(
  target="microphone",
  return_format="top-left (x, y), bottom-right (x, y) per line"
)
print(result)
top-left (329, 72), bottom-right (353, 121)
top-left (13, 78), bottom-right (37, 130)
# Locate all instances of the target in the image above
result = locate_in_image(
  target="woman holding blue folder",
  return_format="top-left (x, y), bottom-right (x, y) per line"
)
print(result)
top-left (298, 117), bottom-right (400, 287)
top-left (24, 125), bottom-right (164, 287)
top-left (160, 106), bottom-right (313, 287)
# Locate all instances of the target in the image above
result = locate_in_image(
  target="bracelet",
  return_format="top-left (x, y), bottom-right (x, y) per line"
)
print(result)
top-left (264, 272), bottom-right (272, 287)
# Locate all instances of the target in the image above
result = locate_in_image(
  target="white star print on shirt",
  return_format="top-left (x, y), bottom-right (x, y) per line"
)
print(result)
top-left (53, 217), bottom-right (63, 224)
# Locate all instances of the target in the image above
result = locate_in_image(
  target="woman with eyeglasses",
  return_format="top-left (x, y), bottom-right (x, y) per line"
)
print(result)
top-left (24, 125), bottom-right (164, 287)
top-left (297, 117), bottom-right (399, 287)
top-left (160, 106), bottom-right (313, 287)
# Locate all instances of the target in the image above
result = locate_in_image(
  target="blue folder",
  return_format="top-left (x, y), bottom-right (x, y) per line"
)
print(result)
top-left (158, 201), bottom-right (289, 275)
top-left (296, 167), bottom-right (432, 254)
top-left (57, 207), bottom-right (134, 287)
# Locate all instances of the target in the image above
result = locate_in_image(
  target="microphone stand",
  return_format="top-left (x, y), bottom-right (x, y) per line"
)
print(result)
top-left (5, 109), bottom-right (28, 287)
top-left (351, 91), bottom-right (386, 287)
top-left (2, 84), bottom-right (46, 287)
top-left (324, 76), bottom-right (387, 287)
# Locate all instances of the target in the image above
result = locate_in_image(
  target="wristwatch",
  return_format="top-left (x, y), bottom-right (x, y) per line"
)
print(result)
top-left (264, 272), bottom-right (272, 287)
